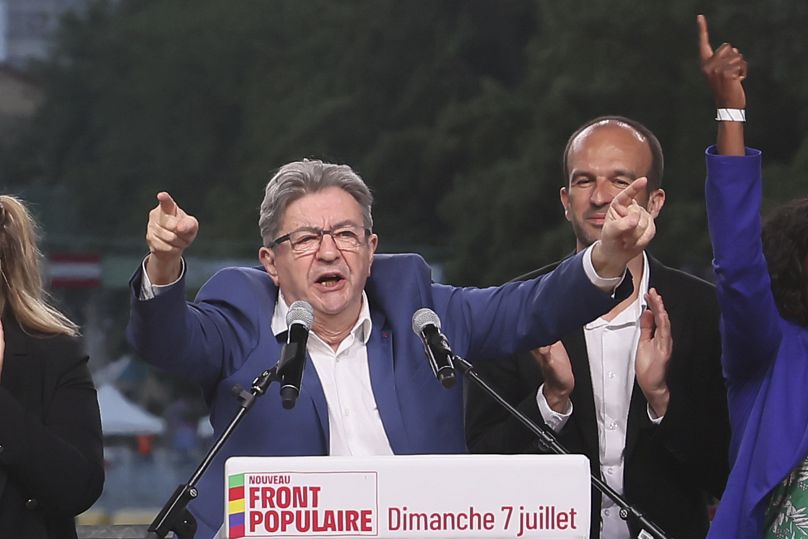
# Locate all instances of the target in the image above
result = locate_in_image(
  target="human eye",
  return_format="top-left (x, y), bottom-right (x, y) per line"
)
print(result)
top-left (290, 230), bottom-right (320, 250)
top-left (334, 227), bottom-right (360, 241)
top-left (571, 176), bottom-right (593, 188)
top-left (332, 227), bottom-right (362, 248)
top-left (613, 177), bottom-right (632, 188)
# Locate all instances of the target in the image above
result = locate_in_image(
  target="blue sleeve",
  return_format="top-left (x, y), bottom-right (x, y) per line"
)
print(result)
top-left (705, 146), bottom-right (781, 381)
top-left (432, 250), bottom-right (629, 361)
top-left (126, 266), bottom-right (264, 396)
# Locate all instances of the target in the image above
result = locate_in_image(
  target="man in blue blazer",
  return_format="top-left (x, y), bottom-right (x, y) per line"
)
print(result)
top-left (128, 158), bottom-right (656, 537)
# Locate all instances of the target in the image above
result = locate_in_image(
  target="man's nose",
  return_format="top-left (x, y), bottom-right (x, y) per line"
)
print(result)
top-left (590, 179), bottom-right (614, 207)
top-left (315, 232), bottom-right (340, 260)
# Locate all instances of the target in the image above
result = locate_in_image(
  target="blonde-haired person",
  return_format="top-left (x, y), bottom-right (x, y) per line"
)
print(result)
top-left (0, 195), bottom-right (104, 538)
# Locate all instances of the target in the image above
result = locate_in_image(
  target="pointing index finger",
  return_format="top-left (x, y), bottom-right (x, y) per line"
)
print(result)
top-left (697, 14), bottom-right (714, 61)
top-left (612, 177), bottom-right (648, 210)
top-left (157, 191), bottom-right (178, 217)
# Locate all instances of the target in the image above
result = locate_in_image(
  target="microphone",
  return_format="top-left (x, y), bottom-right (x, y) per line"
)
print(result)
top-left (412, 308), bottom-right (457, 388)
top-left (278, 300), bottom-right (314, 409)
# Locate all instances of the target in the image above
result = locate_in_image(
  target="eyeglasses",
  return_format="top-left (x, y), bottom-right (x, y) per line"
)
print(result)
top-left (269, 224), bottom-right (370, 254)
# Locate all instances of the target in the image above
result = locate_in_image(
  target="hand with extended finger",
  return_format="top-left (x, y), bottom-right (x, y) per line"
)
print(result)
top-left (531, 341), bottom-right (574, 413)
top-left (592, 177), bottom-right (656, 278)
top-left (145, 192), bottom-right (199, 285)
top-left (635, 288), bottom-right (673, 417)
top-left (698, 14), bottom-right (747, 108)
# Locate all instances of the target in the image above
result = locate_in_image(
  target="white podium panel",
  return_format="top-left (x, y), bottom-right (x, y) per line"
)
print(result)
top-left (224, 454), bottom-right (590, 539)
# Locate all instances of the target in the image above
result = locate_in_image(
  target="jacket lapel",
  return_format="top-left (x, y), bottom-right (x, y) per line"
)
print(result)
top-left (565, 329), bottom-right (600, 464)
top-left (624, 379), bottom-right (647, 460)
top-left (301, 350), bottom-right (329, 444)
top-left (272, 328), bottom-right (330, 448)
top-left (366, 309), bottom-right (408, 454)
top-left (624, 256), bottom-right (671, 460)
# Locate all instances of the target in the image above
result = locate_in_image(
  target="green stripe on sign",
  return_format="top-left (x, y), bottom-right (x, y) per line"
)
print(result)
top-left (229, 474), bottom-right (244, 488)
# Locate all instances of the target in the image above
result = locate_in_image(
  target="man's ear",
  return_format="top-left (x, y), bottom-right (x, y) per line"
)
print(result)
top-left (560, 186), bottom-right (572, 221)
top-left (647, 188), bottom-right (666, 218)
top-left (366, 233), bottom-right (378, 273)
top-left (259, 246), bottom-right (280, 286)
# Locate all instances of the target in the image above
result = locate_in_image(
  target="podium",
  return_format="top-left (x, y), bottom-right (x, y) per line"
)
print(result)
top-left (223, 454), bottom-right (590, 539)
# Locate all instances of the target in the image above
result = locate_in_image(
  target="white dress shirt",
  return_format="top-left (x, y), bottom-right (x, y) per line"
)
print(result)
top-left (271, 292), bottom-right (394, 456)
top-left (537, 253), bottom-right (658, 539)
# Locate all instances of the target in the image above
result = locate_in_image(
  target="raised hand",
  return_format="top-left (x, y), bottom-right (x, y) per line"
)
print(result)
top-left (531, 341), bottom-right (574, 413)
top-left (592, 177), bottom-right (656, 278)
top-left (698, 14), bottom-right (746, 108)
top-left (635, 288), bottom-right (673, 417)
top-left (697, 14), bottom-right (747, 156)
top-left (145, 192), bottom-right (199, 284)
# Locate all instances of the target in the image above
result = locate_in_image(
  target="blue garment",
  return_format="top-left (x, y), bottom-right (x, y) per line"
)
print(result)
top-left (705, 147), bottom-right (808, 538)
top-left (127, 251), bottom-right (627, 538)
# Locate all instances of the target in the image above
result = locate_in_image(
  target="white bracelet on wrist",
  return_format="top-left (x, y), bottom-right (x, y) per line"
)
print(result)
top-left (715, 108), bottom-right (746, 122)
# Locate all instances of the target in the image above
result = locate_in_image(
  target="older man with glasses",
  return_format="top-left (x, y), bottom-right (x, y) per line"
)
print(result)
top-left (128, 158), bottom-right (655, 538)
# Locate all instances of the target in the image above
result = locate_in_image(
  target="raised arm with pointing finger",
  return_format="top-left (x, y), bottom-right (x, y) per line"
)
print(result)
top-left (699, 14), bottom-right (808, 539)
top-left (145, 192), bottom-right (199, 285)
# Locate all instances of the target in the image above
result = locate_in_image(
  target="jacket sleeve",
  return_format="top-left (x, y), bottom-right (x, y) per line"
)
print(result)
top-left (433, 250), bottom-right (632, 361)
top-left (126, 265), bottom-right (265, 395)
top-left (705, 146), bottom-right (781, 381)
top-left (465, 350), bottom-right (582, 455)
top-left (465, 352), bottom-right (544, 453)
top-left (0, 337), bottom-right (104, 516)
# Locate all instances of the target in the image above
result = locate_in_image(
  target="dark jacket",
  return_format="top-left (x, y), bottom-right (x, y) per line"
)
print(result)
top-left (0, 314), bottom-right (104, 539)
top-left (466, 256), bottom-right (730, 539)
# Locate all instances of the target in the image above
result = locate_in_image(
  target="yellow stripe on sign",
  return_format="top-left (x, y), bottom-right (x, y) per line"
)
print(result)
top-left (228, 499), bottom-right (245, 513)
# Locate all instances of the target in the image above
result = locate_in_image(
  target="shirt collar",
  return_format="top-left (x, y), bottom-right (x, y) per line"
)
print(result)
top-left (271, 291), bottom-right (372, 345)
top-left (585, 251), bottom-right (650, 329)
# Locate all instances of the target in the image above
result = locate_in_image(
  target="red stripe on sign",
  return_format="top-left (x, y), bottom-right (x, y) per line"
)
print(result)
top-left (228, 485), bottom-right (244, 500)
top-left (47, 253), bottom-right (102, 288)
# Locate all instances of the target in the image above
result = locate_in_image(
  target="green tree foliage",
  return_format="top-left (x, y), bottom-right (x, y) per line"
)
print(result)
top-left (2, 0), bottom-right (807, 284)
top-left (443, 0), bottom-right (808, 284)
top-left (3, 0), bottom-right (537, 258)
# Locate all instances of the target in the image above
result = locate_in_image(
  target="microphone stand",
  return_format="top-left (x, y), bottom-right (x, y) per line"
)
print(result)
top-left (144, 366), bottom-right (283, 539)
top-left (453, 355), bottom-right (672, 539)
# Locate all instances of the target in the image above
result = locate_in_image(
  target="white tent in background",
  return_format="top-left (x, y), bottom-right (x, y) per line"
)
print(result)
top-left (198, 417), bottom-right (214, 438)
top-left (97, 384), bottom-right (164, 436)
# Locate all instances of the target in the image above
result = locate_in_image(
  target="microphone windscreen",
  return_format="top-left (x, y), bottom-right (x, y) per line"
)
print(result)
top-left (286, 300), bottom-right (314, 330)
top-left (412, 308), bottom-right (441, 335)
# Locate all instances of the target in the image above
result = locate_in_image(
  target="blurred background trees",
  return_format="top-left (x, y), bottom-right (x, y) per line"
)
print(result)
top-left (3, 0), bottom-right (807, 285)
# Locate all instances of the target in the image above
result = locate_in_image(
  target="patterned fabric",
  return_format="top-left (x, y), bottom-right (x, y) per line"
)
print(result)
top-left (766, 457), bottom-right (808, 538)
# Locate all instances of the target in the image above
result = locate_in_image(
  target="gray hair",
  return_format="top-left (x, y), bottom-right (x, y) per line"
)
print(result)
top-left (259, 159), bottom-right (374, 246)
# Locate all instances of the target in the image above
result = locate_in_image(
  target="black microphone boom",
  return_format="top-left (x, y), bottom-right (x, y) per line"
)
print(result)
top-left (412, 308), bottom-right (456, 388)
top-left (278, 300), bottom-right (314, 409)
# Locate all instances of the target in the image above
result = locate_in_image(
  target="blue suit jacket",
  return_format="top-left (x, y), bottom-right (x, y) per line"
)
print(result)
top-left (705, 147), bottom-right (808, 538)
top-left (127, 251), bottom-right (629, 537)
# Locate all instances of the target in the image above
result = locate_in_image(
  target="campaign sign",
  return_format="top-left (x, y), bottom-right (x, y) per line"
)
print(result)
top-left (225, 454), bottom-right (590, 539)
